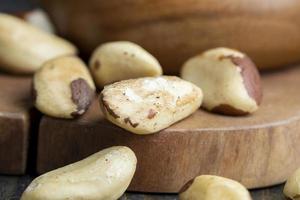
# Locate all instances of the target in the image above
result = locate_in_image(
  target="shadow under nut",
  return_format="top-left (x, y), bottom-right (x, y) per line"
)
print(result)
top-left (179, 178), bottom-right (195, 193)
top-left (70, 78), bottom-right (95, 117)
top-left (211, 104), bottom-right (249, 116)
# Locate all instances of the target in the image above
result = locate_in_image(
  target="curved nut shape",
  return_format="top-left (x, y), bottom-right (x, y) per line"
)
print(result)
top-left (33, 56), bottom-right (95, 118)
top-left (99, 76), bottom-right (202, 134)
top-left (181, 47), bottom-right (262, 116)
top-left (0, 13), bottom-right (77, 74)
top-left (21, 146), bottom-right (137, 200)
top-left (89, 41), bottom-right (162, 88)
top-left (179, 175), bottom-right (252, 200)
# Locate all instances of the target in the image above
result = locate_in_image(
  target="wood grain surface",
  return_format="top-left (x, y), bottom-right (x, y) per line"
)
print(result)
top-left (40, 0), bottom-right (300, 73)
top-left (0, 75), bottom-right (33, 174)
top-left (37, 66), bottom-right (300, 192)
top-left (0, 175), bottom-right (287, 200)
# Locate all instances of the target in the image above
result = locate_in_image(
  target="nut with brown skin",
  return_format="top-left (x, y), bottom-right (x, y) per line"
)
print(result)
top-left (284, 168), bottom-right (300, 199)
top-left (179, 175), bottom-right (252, 200)
top-left (33, 56), bottom-right (95, 119)
top-left (181, 47), bottom-right (262, 116)
top-left (21, 146), bottom-right (137, 200)
top-left (0, 13), bottom-right (77, 74)
top-left (99, 76), bottom-right (203, 135)
top-left (89, 41), bottom-right (163, 88)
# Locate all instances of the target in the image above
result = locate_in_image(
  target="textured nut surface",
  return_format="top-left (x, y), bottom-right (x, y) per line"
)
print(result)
top-left (181, 47), bottom-right (262, 116)
top-left (284, 168), bottom-right (300, 199)
top-left (33, 56), bottom-right (95, 118)
top-left (0, 13), bottom-right (77, 74)
top-left (99, 76), bottom-right (202, 135)
top-left (89, 41), bottom-right (162, 87)
top-left (179, 175), bottom-right (252, 200)
top-left (21, 146), bottom-right (137, 200)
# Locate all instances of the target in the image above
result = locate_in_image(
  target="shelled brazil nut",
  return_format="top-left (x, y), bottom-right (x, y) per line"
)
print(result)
top-left (179, 175), bottom-right (252, 200)
top-left (33, 56), bottom-right (95, 118)
top-left (21, 146), bottom-right (137, 200)
top-left (89, 41), bottom-right (162, 88)
top-left (0, 13), bottom-right (77, 74)
top-left (99, 76), bottom-right (203, 134)
top-left (181, 47), bottom-right (262, 116)
top-left (284, 167), bottom-right (300, 199)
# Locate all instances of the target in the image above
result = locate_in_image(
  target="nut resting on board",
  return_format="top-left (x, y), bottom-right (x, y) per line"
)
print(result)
top-left (99, 76), bottom-right (203, 134)
top-left (33, 56), bottom-right (95, 118)
top-left (0, 13), bottom-right (77, 74)
top-left (21, 146), bottom-right (137, 200)
top-left (284, 167), bottom-right (300, 199)
top-left (179, 175), bottom-right (252, 200)
top-left (181, 47), bottom-right (262, 116)
top-left (89, 41), bottom-right (162, 88)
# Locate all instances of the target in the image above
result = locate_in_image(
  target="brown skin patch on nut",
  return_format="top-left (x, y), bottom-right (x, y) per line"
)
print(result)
top-left (228, 55), bottom-right (263, 105)
top-left (94, 60), bottom-right (101, 70)
top-left (179, 178), bottom-right (195, 193)
top-left (212, 104), bottom-right (249, 116)
top-left (218, 55), bottom-right (228, 61)
top-left (99, 93), bottom-right (120, 119)
top-left (124, 117), bottom-right (139, 128)
top-left (70, 78), bottom-right (95, 117)
top-left (147, 109), bottom-right (157, 119)
top-left (13, 11), bottom-right (29, 19)
top-left (293, 194), bottom-right (300, 199)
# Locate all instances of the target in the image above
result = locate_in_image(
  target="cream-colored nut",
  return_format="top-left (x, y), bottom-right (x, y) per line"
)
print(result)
top-left (181, 47), bottom-right (263, 116)
top-left (283, 168), bottom-right (300, 199)
top-left (179, 175), bottom-right (252, 200)
top-left (33, 56), bottom-right (95, 118)
top-left (0, 13), bottom-right (77, 74)
top-left (21, 146), bottom-right (137, 200)
top-left (14, 9), bottom-right (56, 33)
top-left (89, 41), bottom-right (162, 87)
top-left (99, 76), bottom-right (202, 135)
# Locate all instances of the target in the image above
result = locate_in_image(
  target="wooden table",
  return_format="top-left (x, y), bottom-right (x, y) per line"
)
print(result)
top-left (0, 175), bottom-right (286, 199)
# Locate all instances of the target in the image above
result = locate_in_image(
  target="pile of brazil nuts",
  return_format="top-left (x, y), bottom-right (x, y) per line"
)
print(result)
top-left (0, 13), bottom-right (277, 200)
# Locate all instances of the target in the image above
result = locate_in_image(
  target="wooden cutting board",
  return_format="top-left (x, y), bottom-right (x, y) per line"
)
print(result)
top-left (36, 66), bottom-right (300, 193)
top-left (0, 75), bottom-right (33, 174)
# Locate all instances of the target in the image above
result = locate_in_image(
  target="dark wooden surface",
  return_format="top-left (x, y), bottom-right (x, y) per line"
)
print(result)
top-left (0, 75), bottom-right (33, 174)
top-left (0, 175), bottom-right (286, 200)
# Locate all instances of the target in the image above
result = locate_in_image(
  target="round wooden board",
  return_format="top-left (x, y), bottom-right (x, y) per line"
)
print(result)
top-left (37, 66), bottom-right (300, 193)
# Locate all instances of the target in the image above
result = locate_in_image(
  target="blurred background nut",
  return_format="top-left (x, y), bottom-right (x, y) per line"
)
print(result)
top-left (284, 168), bottom-right (300, 200)
top-left (0, 13), bottom-right (77, 74)
top-left (14, 8), bottom-right (55, 33)
top-left (21, 146), bottom-right (137, 200)
top-left (100, 76), bottom-right (202, 134)
top-left (179, 175), bottom-right (252, 200)
top-left (89, 41), bottom-right (162, 88)
top-left (181, 47), bottom-right (262, 116)
top-left (33, 56), bottom-right (95, 118)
